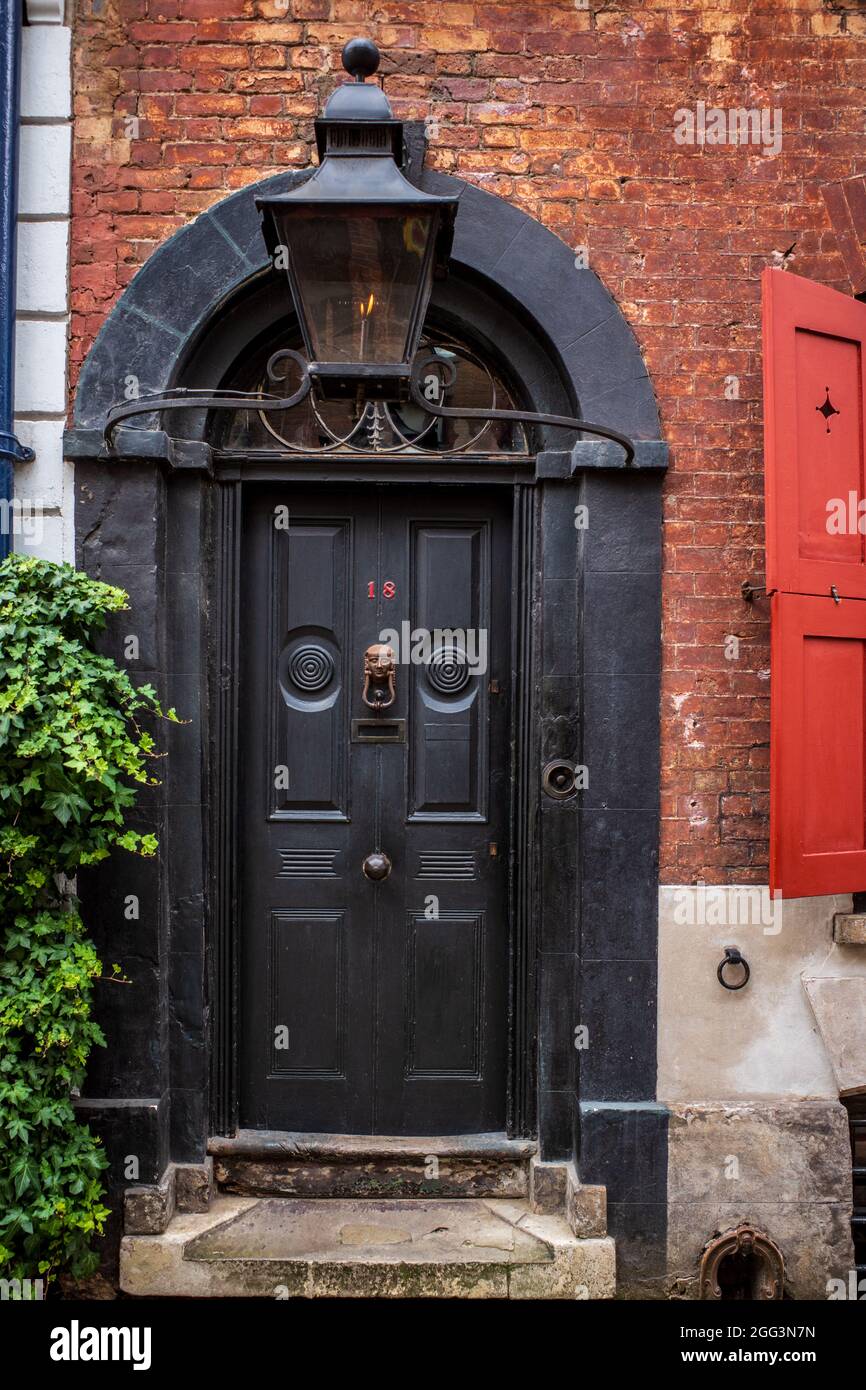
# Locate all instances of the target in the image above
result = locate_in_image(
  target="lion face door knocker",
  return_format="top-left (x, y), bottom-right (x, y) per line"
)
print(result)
top-left (363, 642), bottom-right (397, 711)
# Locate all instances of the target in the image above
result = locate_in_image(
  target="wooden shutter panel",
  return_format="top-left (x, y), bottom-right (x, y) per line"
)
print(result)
top-left (763, 267), bottom-right (866, 600)
top-left (771, 592), bottom-right (866, 897)
top-left (764, 269), bottom-right (866, 896)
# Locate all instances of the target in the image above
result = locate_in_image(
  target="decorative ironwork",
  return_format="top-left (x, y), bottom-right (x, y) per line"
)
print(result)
top-left (252, 333), bottom-right (524, 456)
top-left (103, 340), bottom-right (635, 464)
top-left (409, 352), bottom-right (635, 463)
top-left (103, 348), bottom-right (311, 449)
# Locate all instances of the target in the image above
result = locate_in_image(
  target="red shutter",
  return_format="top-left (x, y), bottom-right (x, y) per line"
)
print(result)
top-left (764, 269), bottom-right (866, 896)
top-left (763, 267), bottom-right (866, 600)
top-left (771, 592), bottom-right (866, 897)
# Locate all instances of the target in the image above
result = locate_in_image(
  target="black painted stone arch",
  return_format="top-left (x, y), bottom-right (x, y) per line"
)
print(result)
top-left (72, 167), bottom-right (660, 439)
top-left (68, 161), bottom-right (668, 1291)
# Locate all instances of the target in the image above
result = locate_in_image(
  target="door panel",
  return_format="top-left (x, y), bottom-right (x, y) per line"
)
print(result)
top-left (271, 519), bottom-right (351, 818)
top-left (408, 521), bottom-right (489, 819)
top-left (405, 910), bottom-right (484, 1076)
top-left (239, 486), bottom-right (512, 1135)
top-left (269, 908), bottom-right (346, 1078)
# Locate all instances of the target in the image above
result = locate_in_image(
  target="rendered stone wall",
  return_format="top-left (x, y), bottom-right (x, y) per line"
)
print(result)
top-left (665, 1102), bottom-right (854, 1301)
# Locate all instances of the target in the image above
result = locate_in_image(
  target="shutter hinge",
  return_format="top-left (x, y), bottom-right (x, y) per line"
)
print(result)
top-left (741, 581), bottom-right (767, 603)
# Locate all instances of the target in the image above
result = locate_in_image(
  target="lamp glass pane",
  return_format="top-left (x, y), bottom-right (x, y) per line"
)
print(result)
top-left (281, 207), bottom-right (436, 364)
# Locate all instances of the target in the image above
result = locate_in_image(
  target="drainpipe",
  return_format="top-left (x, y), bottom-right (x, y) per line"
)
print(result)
top-left (0, 0), bottom-right (35, 561)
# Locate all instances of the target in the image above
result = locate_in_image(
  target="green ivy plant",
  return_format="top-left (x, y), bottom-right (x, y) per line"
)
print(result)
top-left (0, 554), bottom-right (176, 1286)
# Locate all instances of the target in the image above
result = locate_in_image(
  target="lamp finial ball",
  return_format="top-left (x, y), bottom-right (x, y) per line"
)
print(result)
top-left (342, 37), bottom-right (380, 82)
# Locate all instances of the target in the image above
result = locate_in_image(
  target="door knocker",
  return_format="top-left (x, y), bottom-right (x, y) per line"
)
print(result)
top-left (363, 643), bottom-right (397, 710)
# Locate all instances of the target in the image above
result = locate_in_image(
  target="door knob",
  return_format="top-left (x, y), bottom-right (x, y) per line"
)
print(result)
top-left (362, 850), bottom-right (392, 881)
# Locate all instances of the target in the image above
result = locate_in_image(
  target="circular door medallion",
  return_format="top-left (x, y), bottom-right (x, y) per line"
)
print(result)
top-left (287, 643), bottom-right (335, 693)
top-left (427, 646), bottom-right (471, 695)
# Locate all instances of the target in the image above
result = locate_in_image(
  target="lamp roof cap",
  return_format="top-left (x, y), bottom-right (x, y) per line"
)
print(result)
top-left (321, 38), bottom-right (393, 124)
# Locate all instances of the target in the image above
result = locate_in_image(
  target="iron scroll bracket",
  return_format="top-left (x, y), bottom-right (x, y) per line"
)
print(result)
top-left (100, 348), bottom-right (637, 465)
top-left (409, 353), bottom-right (636, 466)
top-left (102, 349), bottom-right (312, 450)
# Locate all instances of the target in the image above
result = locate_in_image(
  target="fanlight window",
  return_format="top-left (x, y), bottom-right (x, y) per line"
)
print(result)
top-left (213, 326), bottom-right (529, 456)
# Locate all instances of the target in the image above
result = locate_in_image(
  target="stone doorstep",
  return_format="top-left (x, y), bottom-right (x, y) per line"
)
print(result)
top-left (209, 1130), bottom-right (537, 1202)
top-left (120, 1196), bottom-right (616, 1300)
top-left (207, 1130), bottom-right (537, 1160)
top-left (214, 1155), bottom-right (531, 1201)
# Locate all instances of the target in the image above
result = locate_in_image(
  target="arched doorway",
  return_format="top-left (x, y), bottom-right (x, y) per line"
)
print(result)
top-left (180, 262), bottom-right (572, 1140)
top-left (67, 162), bottom-right (665, 1177)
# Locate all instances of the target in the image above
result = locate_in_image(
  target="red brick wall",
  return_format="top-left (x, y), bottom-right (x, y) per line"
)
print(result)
top-left (69, 1), bottom-right (866, 882)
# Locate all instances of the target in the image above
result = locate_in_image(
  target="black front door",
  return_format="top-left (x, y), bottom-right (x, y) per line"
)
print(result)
top-left (238, 486), bottom-right (512, 1135)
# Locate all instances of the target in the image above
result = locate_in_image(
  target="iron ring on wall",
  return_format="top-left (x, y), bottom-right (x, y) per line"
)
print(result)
top-left (717, 946), bottom-right (750, 991)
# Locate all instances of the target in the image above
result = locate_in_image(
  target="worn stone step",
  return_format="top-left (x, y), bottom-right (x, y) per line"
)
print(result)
top-left (120, 1196), bottom-right (615, 1299)
top-left (208, 1131), bottom-right (536, 1200)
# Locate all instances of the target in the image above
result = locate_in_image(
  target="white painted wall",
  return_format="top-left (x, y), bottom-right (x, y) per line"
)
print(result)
top-left (658, 886), bottom-right (866, 1101)
top-left (13, 0), bottom-right (73, 561)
